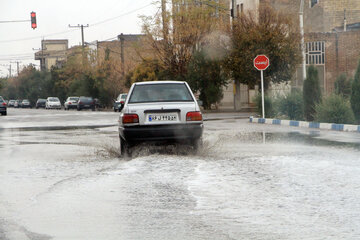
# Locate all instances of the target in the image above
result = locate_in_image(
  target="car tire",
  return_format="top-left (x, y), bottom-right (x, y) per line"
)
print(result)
top-left (192, 138), bottom-right (203, 152)
top-left (120, 137), bottom-right (131, 157)
top-left (114, 108), bottom-right (117, 112)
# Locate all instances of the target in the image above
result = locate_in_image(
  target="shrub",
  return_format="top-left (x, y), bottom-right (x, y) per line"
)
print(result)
top-left (351, 60), bottom-right (360, 123)
top-left (278, 89), bottom-right (304, 120)
top-left (303, 66), bottom-right (322, 121)
top-left (334, 74), bottom-right (352, 98)
top-left (254, 94), bottom-right (276, 118)
top-left (315, 94), bottom-right (355, 124)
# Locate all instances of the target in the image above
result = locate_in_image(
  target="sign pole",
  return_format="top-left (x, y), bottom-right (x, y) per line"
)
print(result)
top-left (261, 70), bottom-right (265, 119)
top-left (254, 55), bottom-right (269, 119)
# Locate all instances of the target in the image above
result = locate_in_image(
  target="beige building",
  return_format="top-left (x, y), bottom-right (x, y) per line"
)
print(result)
top-left (34, 40), bottom-right (68, 71)
top-left (219, 0), bottom-right (260, 111)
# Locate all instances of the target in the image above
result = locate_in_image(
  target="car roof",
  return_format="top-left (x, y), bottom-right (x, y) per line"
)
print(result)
top-left (134, 81), bottom-right (186, 86)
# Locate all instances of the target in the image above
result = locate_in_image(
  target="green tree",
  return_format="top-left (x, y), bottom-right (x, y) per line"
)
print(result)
top-left (186, 50), bottom-right (228, 109)
top-left (315, 94), bottom-right (355, 124)
top-left (303, 66), bottom-right (322, 121)
top-left (278, 89), bottom-right (304, 120)
top-left (334, 74), bottom-right (351, 98)
top-left (226, 4), bottom-right (301, 90)
top-left (125, 59), bottom-right (168, 87)
top-left (351, 60), bottom-right (360, 123)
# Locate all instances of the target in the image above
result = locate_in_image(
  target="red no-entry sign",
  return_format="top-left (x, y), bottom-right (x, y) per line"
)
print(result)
top-left (254, 55), bottom-right (270, 71)
top-left (253, 55), bottom-right (269, 119)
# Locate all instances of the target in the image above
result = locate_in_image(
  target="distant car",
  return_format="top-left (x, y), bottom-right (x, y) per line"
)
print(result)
top-left (113, 93), bottom-right (127, 112)
top-left (118, 81), bottom-right (203, 156)
top-left (8, 100), bottom-right (15, 107)
top-left (0, 96), bottom-right (7, 116)
top-left (64, 97), bottom-right (79, 110)
top-left (46, 97), bottom-right (61, 109)
top-left (94, 98), bottom-right (103, 109)
top-left (14, 100), bottom-right (21, 108)
top-left (36, 99), bottom-right (46, 109)
top-left (21, 99), bottom-right (32, 108)
top-left (77, 96), bottom-right (95, 111)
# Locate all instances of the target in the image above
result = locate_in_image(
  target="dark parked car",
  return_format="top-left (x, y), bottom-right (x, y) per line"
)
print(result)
top-left (36, 99), bottom-right (46, 109)
top-left (77, 96), bottom-right (95, 111)
top-left (21, 99), bottom-right (32, 108)
top-left (0, 96), bottom-right (7, 116)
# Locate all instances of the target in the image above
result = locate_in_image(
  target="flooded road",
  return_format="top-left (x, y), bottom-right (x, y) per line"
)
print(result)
top-left (1, 109), bottom-right (360, 239)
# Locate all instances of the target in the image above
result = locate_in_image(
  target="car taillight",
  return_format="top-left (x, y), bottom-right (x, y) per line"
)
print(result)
top-left (2, 102), bottom-right (6, 106)
top-left (122, 114), bottom-right (139, 124)
top-left (68, 102), bottom-right (72, 104)
top-left (186, 111), bottom-right (202, 121)
top-left (79, 101), bottom-right (83, 105)
top-left (120, 101), bottom-right (124, 104)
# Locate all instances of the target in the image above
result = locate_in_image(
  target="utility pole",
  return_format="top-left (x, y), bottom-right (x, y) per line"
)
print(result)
top-left (69, 24), bottom-right (89, 48)
top-left (9, 64), bottom-right (12, 78)
top-left (118, 33), bottom-right (125, 78)
top-left (299, 0), bottom-right (307, 81)
top-left (161, 0), bottom-right (168, 41)
top-left (69, 24), bottom-right (89, 64)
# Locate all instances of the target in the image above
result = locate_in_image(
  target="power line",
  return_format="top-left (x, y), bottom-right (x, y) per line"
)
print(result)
top-left (0, 3), bottom-right (153, 44)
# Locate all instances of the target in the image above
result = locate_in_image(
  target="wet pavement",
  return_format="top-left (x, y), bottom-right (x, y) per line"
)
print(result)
top-left (1, 108), bottom-right (360, 239)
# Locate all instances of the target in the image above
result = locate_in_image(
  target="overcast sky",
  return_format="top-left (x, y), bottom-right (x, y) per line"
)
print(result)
top-left (0, 0), bottom-right (158, 77)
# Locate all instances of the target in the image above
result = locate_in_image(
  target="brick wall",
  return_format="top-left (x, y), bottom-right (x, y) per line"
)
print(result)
top-left (264, 0), bottom-right (360, 33)
top-left (305, 30), bottom-right (360, 94)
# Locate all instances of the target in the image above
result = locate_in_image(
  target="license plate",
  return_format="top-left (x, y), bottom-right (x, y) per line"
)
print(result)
top-left (148, 114), bottom-right (177, 122)
top-left (85, 105), bottom-right (90, 107)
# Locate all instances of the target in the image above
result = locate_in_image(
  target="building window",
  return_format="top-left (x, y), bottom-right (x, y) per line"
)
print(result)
top-left (310, 0), bottom-right (318, 8)
top-left (305, 41), bottom-right (325, 65)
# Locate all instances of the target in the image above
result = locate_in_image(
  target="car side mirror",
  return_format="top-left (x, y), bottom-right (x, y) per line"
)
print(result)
top-left (197, 100), bottom-right (203, 107)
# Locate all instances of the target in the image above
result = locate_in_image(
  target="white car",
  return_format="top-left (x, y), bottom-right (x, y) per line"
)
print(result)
top-left (46, 97), bottom-right (62, 109)
top-left (118, 81), bottom-right (203, 156)
top-left (64, 96), bottom-right (79, 110)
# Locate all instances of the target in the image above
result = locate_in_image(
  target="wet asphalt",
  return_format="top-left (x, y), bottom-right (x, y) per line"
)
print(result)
top-left (1, 108), bottom-right (360, 240)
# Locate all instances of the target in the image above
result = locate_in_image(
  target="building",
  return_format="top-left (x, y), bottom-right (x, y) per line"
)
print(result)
top-left (265, 0), bottom-right (360, 33)
top-left (34, 39), bottom-right (68, 71)
top-left (95, 34), bottom-right (154, 78)
top-left (265, 0), bottom-right (360, 95)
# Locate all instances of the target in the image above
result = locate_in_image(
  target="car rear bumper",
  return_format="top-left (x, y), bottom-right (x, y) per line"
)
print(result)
top-left (66, 105), bottom-right (77, 109)
top-left (78, 104), bottom-right (95, 109)
top-left (120, 123), bottom-right (203, 142)
top-left (0, 107), bottom-right (6, 112)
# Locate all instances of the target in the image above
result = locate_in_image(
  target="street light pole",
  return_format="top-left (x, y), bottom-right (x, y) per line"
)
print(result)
top-left (300, 0), bottom-right (307, 81)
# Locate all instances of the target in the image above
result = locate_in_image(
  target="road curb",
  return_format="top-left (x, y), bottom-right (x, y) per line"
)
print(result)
top-left (249, 117), bottom-right (360, 133)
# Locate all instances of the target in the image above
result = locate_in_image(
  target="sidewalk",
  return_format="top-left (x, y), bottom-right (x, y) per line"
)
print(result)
top-left (203, 112), bottom-right (254, 121)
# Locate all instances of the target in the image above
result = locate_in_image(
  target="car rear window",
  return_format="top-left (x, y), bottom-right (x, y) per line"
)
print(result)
top-left (129, 83), bottom-right (193, 103)
top-left (69, 97), bottom-right (79, 101)
top-left (0, 97), bottom-right (3, 103)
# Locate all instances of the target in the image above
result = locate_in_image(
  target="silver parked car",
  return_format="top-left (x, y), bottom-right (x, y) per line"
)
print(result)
top-left (46, 97), bottom-right (61, 109)
top-left (118, 81), bottom-right (203, 156)
top-left (64, 97), bottom-right (79, 110)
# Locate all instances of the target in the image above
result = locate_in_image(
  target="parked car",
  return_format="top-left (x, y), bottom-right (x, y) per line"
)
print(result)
top-left (14, 100), bottom-right (21, 108)
top-left (94, 98), bottom-right (103, 110)
top-left (46, 97), bottom-right (62, 109)
top-left (8, 100), bottom-right (15, 107)
top-left (36, 99), bottom-right (46, 109)
top-left (77, 96), bottom-right (95, 111)
top-left (21, 99), bottom-right (32, 108)
top-left (0, 96), bottom-right (7, 116)
top-left (64, 96), bottom-right (79, 110)
top-left (113, 93), bottom-right (127, 112)
top-left (118, 81), bottom-right (203, 156)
